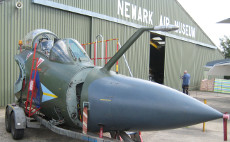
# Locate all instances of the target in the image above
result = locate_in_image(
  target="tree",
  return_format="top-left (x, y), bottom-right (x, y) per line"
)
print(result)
top-left (220, 36), bottom-right (230, 59)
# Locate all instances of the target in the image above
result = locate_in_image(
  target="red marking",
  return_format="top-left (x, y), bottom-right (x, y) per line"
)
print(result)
top-left (94, 43), bottom-right (96, 65)
top-left (105, 41), bottom-right (108, 64)
top-left (116, 40), bottom-right (119, 66)
top-left (139, 131), bottom-right (143, 142)
top-left (119, 136), bottom-right (122, 141)
top-left (82, 107), bottom-right (88, 134)
top-left (26, 53), bottom-right (33, 60)
top-left (99, 125), bottom-right (103, 138)
top-left (36, 58), bottom-right (44, 67)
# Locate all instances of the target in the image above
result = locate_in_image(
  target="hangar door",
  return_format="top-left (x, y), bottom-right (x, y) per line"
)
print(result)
top-left (149, 32), bottom-right (166, 84)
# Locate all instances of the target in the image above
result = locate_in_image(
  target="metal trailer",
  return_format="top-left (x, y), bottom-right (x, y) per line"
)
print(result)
top-left (5, 104), bottom-right (142, 142)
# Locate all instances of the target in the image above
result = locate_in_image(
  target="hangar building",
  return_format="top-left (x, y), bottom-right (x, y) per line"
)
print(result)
top-left (0, 0), bottom-right (223, 106)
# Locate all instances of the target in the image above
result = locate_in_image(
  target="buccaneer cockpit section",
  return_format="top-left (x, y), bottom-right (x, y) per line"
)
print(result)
top-left (21, 29), bottom-right (91, 64)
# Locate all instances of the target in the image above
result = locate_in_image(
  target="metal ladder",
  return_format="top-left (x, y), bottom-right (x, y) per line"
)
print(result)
top-left (95, 35), bottom-right (133, 77)
top-left (25, 43), bottom-right (41, 117)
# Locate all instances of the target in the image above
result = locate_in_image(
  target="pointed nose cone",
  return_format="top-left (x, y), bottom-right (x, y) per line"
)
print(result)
top-left (151, 85), bottom-right (223, 129)
top-left (85, 74), bottom-right (222, 131)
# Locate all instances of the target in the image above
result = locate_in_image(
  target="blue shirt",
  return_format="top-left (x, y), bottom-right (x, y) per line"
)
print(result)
top-left (182, 73), bottom-right (190, 85)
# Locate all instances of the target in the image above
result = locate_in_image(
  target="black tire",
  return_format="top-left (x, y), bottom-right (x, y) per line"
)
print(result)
top-left (10, 112), bottom-right (24, 140)
top-left (5, 107), bottom-right (11, 132)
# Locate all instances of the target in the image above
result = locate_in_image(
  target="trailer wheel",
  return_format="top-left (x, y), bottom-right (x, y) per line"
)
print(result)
top-left (5, 107), bottom-right (11, 132)
top-left (11, 112), bottom-right (24, 140)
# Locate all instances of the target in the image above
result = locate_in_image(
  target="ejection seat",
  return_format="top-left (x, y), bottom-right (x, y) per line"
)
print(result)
top-left (37, 39), bottom-right (54, 57)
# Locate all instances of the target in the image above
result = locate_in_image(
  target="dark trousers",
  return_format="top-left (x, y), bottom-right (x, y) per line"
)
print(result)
top-left (182, 85), bottom-right (189, 95)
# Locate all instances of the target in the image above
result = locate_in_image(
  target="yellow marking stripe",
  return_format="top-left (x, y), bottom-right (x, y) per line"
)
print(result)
top-left (100, 99), bottom-right (112, 102)
top-left (150, 41), bottom-right (158, 49)
top-left (8, 104), bottom-right (15, 110)
top-left (43, 92), bottom-right (58, 98)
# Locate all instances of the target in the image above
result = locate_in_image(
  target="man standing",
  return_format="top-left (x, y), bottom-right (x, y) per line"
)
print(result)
top-left (182, 70), bottom-right (190, 95)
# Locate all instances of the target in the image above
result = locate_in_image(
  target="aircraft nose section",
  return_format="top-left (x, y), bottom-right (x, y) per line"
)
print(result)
top-left (149, 85), bottom-right (223, 127)
top-left (86, 75), bottom-right (222, 131)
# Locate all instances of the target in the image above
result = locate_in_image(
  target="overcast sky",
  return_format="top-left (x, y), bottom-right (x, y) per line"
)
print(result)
top-left (177, 0), bottom-right (230, 48)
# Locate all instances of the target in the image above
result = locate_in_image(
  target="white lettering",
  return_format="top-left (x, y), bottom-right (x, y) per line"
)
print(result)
top-left (185, 25), bottom-right (189, 36)
top-left (117, 0), bottom-right (154, 25)
top-left (143, 9), bottom-right (148, 24)
top-left (159, 15), bottom-right (170, 26)
top-left (174, 20), bottom-right (196, 38)
top-left (148, 11), bottom-right (153, 25)
top-left (131, 4), bottom-right (137, 20)
top-left (137, 7), bottom-right (142, 22)
top-left (174, 21), bottom-right (179, 33)
top-left (118, 0), bottom-right (124, 16)
top-left (165, 16), bottom-right (170, 26)
top-left (159, 15), bottom-right (163, 26)
top-left (124, 2), bottom-right (130, 18)
top-left (188, 26), bottom-right (191, 37)
top-left (182, 24), bottom-right (185, 35)
top-left (191, 27), bottom-right (195, 38)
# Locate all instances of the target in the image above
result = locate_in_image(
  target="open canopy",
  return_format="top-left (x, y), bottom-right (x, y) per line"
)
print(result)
top-left (23, 29), bottom-right (58, 48)
top-left (22, 29), bottom-right (90, 64)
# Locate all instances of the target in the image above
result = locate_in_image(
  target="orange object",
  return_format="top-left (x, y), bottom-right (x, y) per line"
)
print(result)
top-left (18, 40), bottom-right (23, 45)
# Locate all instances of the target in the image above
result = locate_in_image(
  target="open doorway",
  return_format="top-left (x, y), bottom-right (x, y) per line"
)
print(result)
top-left (149, 33), bottom-right (166, 84)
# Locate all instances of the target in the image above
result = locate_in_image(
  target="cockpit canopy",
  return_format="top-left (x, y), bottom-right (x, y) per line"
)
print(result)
top-left (23, 29), bottom-right (90, 64)
top-left (49, 38), bottom-right (89, 63)
top-left (23, 29), bottom-right (57, 49)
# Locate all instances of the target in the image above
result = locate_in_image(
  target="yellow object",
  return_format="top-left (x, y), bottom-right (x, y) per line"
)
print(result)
top-left (116, 64), bottom-right (118, 73)
top-left (203, 122), bottom-right (205, 132)
top-left (203, 99), bottom-right (207, 132)
top-left (43, 92), bottom-right (58, 98)
top-left (100, 99), bottom-right (112, 102)
top-left (204, 99), bottom-right (207, 104)
top-left (18, 40), bottom-right (23, 45)
top-left (150, 41), bottom-right (158, 49)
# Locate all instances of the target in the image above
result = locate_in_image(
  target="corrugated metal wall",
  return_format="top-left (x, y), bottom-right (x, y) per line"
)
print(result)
top-left (164, 38), bottom-right (223, 91)
top-left (48, 0), bottom-right (214, 45)
top-left (91, 18), bottom-right (149, 79)
top-left (0, 0), bottom-right (91, 106)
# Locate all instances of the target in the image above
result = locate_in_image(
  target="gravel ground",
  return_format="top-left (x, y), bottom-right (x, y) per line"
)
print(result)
top-left (0, 91), bottom-right (230, 142)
